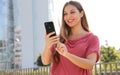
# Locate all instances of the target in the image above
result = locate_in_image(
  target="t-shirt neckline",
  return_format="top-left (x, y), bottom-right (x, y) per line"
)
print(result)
top-left (67, 32), bottom-right (92, 42)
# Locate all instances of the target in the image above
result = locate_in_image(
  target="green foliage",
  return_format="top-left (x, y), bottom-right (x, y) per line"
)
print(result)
top-left (100, 45), bottom-right (120, 63)
top-left (35, 55), bottom-right (50, 66)
top-left (35, 55), bottom-right (44, 66)
top-left (0, 40), bottom-right (3, 47)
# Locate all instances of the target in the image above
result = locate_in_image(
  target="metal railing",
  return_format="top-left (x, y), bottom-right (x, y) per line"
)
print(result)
top-left (0, 62), bottom-right (120, 75)
top-left (93, 62), bottom-right (120, 75)
top-left (0, 66), bottom-right (50, 75)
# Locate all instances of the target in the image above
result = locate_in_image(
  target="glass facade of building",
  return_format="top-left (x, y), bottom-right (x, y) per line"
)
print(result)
top-left (0, 0), bottom-right (14, 70)
top-left (0, 0), bottom-right (21, 70)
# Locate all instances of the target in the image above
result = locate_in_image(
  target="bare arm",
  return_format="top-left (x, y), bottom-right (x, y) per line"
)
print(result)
top-left (56, 42), bottom-right (97, 70)
top-left (41, 46), bottom-right (52, 65)
top-left (65, 52), bottom-right (97, 70)
top-left (41, 32), bottom-right (59, 65)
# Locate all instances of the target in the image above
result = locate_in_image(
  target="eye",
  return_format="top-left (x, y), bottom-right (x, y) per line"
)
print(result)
top-left (63, 13), bottom-right (67, 16)
top-left (70, 11), bottom-right (75, 14)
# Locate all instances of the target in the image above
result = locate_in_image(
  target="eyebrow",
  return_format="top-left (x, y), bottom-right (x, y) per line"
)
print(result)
top-left (64, 9), bottom-right (76, 13)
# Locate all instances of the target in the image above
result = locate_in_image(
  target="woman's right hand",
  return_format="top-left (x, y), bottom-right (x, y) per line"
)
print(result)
top-left (45, 32), bottom-right (59, 49)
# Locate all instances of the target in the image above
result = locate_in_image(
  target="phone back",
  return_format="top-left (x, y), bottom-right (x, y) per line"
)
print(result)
top-left (44, 21), bottom-right (56, 37)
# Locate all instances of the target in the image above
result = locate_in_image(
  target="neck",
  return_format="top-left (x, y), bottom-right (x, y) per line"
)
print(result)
top-left (69, 31), bottom-right (87, 40)
top-left (71, 24), bottom-right (85, 35)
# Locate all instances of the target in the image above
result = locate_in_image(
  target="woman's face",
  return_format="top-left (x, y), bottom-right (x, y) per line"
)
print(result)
top-left (63, 4), bottom-right (83, 28)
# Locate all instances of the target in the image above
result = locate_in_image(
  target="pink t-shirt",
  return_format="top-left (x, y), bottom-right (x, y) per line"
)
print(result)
top-left (50, 33), bottom-right (100, 75)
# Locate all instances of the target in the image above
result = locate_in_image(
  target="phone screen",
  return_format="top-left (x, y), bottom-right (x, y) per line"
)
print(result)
top-left (44, 21), bottom-right (56, 37)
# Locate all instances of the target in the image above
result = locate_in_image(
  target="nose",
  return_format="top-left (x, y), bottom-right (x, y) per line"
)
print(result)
top-left (65, 13), bottom-right (72, 19)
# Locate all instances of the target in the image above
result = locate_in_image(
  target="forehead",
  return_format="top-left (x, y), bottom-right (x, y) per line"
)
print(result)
top-left (64, 4), bottom-right (78, 12)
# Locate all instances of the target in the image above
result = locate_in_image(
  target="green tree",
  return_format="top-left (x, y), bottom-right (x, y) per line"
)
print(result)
top-left (100, 45), bottom-right (119, 62)
top-left (35, 55), bottom-right (50, 66)
top-left (0, 40), bottom-right (3, 47)
top-left (0, 40), bottom-right (6, 47)
top-left (100, 40), bottom-right (120, 63)
top-left (100, 40), bottom-right (120, 71)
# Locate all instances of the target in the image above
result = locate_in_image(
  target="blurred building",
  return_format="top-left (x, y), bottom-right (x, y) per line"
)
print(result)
top-left (0, 0), bottom-right (15, 70)
top-left (0, 0), bottom-right (60, 69)
top-left (14, 25), bottom-right (21, 68)
top-left (0, 0), bottom-right (21, 70)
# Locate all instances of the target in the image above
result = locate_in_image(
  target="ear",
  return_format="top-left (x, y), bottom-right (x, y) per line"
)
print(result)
top-left (80, 10), bottom-right (84, 18)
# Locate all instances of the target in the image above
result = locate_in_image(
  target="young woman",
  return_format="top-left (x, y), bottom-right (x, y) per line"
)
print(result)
top-left (42, 1), bottom-right (100, 75)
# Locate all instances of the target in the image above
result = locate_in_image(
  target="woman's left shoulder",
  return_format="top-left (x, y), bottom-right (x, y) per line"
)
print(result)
top-left (88, 32), bottom-right (99, 41)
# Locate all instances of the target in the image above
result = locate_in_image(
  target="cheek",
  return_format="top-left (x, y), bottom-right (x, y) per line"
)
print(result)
top-left (63, 17), bottom-right (67, 22)
top-left (75, 15), bottom-right (81, 21)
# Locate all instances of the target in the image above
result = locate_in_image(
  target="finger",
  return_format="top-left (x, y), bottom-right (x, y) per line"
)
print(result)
top-left (50, 39), bottom-right (59, 45)
top-left (56, 47), bottom-right (64, 54)
top-left (55, 48), bottom-right (61, 53)
top-left (57, 42), bottom-right (63, 48)
top-left (49, 37), bottom-right (59, 43)
top-left (50, 35), bottom-right (59, 40)
top-left (56, 42), bottom-right (61, 49)
top-left (47, 32), bottom-right (56, 38)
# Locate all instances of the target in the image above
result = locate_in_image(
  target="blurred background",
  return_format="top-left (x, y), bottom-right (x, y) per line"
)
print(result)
top-left (0, 0), bottom-right (120, 70)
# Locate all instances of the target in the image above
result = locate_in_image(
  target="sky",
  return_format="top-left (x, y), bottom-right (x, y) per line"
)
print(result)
top-left (53, 0), bottom-right (120, 49)
top-left (0, 0), bottom-right (2, 39)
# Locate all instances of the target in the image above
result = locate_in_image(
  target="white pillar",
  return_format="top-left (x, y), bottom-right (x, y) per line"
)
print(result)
top-left (19, 0), bottom-right (48, 68)
top-left (19, 0), bottom-right (34, 68)
top-left (32, 0), bottom-right (48, 63)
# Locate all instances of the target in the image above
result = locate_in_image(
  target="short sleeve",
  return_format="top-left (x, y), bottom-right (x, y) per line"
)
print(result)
top-left (86, 35), bottom-right (100, 62)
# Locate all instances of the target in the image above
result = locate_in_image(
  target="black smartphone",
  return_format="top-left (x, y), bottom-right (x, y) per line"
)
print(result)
top-left (44, 21), bottom-right (56, 37)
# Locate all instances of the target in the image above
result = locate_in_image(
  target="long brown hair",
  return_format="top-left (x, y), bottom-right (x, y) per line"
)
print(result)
top-left (53, 0), bottom-right (90, 63)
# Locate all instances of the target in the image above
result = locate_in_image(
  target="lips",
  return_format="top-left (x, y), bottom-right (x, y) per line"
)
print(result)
top-left (68, 19), bottom-right (74, 23)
